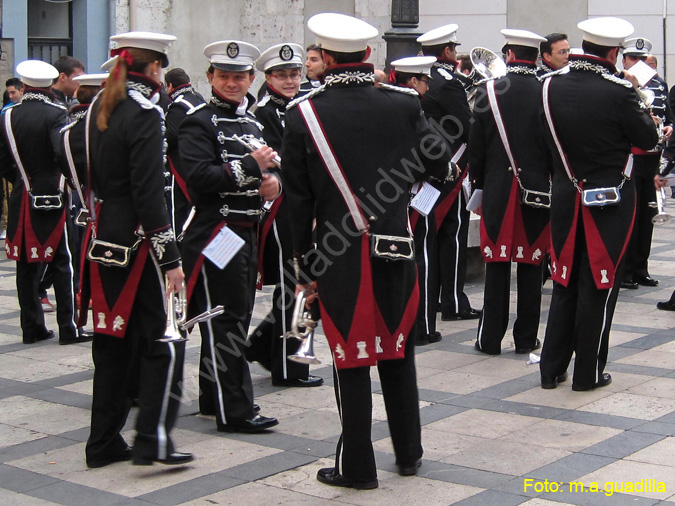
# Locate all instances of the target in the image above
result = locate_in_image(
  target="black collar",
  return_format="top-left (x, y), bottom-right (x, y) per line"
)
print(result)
top-left (323, 63), bottom-right (375, 88)
top-left (169, 83), bottom-right (195, 101)
top-left (22, 87), bottom-right (56, 103)
top-left (264, 85), bottom-right (290, 107)
top-left (126, 72), bottom-right (161, 99)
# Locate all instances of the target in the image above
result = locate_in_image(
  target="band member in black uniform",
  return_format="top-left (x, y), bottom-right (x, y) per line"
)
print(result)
top-left (538, 33), bottom-right (570, 76)
top-left (299, 44), bottom-right (325, 94)
top-left (417, 24), bottom-right (480, 321)
top-left (179, 40), bottom-right (279, 433)
top-left (390, 56), bottom-right (443, 345)
top-left (245, 43), bottom-right (323, 387)
top-left (282, 14), bottom-right (451, 489)
top-left (620, 37), bottom-right (673, 289)
top-left (539, 18), bottom-right (658, 391)
top-left (83, 32), bottom-right (192, 468)
top-left (164, 68), bottom-right (205, 239)
top-left (469, 30), bottom-right (551, 356)
top-left (0, 60), bottom-right (89, 345)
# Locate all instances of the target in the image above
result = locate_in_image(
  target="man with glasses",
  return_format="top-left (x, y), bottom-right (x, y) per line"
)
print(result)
top-left (247, 43), bottom-right (323, 388)
top-left (539, 33), bottom-right (570, 75)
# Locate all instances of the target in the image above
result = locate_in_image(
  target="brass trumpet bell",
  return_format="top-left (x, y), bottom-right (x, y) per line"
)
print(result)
top-left (158, 276), bottom-right (188, 343)
top-left (284, 288), bottom-right (321, 365)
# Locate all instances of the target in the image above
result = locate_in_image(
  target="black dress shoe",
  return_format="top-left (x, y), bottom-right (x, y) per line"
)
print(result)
top-left (515, 338), bottom-right (541, 354)
top-left (133, 451), bottom-right (193, 466)
top-left (415, 332), bottom-right (442, 346)
top-left (474, 341), bottom-right (500, 355)
top-left (60, 331), bottom-right (94, 345)
top-left (442, 308), bottom-right (482, 321)
top-left (620, 280), bottom-right (638, 289)
top-left (316, 467), bottom-right (378, 490)
top-left (541, 371), bottom-right (569, 389)
top-left (218, 414), bottom-right (279, 433)
top-left (635, 275), bottom-right (658, 287)
top-left (86, 446), bottom-right (133, 468)
top-left (272, 375), bottom-right (324, 387)
top-left (572, 373), bottom-right (612, 392)
top-left (657, 298), bottom-right (675, 311)
top-left (23, 330), bottom-right (55, 344)
top-left (397, 459), bottom-right (422, 476)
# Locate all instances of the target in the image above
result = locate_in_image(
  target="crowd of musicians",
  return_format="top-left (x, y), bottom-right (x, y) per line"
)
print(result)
top-left (0, 10), bottom-right (668, 488)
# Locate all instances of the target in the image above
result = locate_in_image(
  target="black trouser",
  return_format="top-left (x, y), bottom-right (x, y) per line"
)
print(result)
top-left (438, 191), bottom-right (472, 316)
top-left (412, 213), bottom-right (440, 338)
top-left (540, 228), bottom-right (621, 389)
top-left (195, 226), bottom-right (258, 428)
top-left (86, 260), bottom-right (185, 463)
top-left (624, 153), bottom-right (659, 281)
top-left (477, 261), bottom-right (543, 354)
top-left (332, 334), bottom-right (422, 482)
top-left (17, 225), bottom-right (76, 342)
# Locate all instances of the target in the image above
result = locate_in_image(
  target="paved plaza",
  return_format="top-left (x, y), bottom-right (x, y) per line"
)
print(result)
top-left (2, 221), bottom-right (675, 505)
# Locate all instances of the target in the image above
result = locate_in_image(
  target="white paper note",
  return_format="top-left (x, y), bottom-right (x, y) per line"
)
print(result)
top-left (203, 226), bottom-right (245, 270)
top-left (410, 182), bottom-right (441, 216)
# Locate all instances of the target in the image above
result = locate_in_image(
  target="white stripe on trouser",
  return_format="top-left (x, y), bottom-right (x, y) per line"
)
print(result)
top-left (170, 177), bottom-right (177, 234)
top-left (201, 265), bottom-right (227, 423)
top-left (423, 216), bottom-right (431, 334)
top-left (62, 220), bottom-right (77, 331)
top-left (452, 194), bottom-right (463, 312)
top-left (595, 288), bottom-right (612, 383)
top-left (333, 359), bottom-right (344, 474)
top-left (272, 220), bottom-right (288, 378)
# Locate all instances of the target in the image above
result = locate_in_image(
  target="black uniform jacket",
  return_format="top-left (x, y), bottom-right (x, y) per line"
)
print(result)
top-left (542, 55), bottom-right (658, 289)
top-left (469, 61), bottom-right (551, 265)
top-left (282, 63), bottom-right (451, 369)
top-left (61, 104), bottom-right (89, 190)
top-left (85, 73), bottom-right (180, 337)
top-left (179, 89), bottom-right (268, 302)
top-left (254, 85), bottom-right (292, 287)
top-left (421, 60), bottom-right (472, 223)
top-left (0, 88), bottom-right (68, 262)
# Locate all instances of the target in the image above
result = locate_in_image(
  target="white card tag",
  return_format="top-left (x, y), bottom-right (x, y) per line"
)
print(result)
top-left (410, 182), bottom-right (440, 216)
top-left (203, 226), bottom-right (245, 270)
top-left (629, 61), bottom-right (657, 87)
top-left (462, 177), bottom-right (472, 201)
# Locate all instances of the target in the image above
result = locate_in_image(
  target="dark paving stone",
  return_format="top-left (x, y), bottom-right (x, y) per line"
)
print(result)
top-left (607, 363), bottom-right (673, 378)
top-left (0, 381), bottom-right (48, 396)
top-left (0, 436), bottom-right (80, 464)
top-left (420, 402), bottom-right (466, 425)
top-left (370, 420), bottom-right (391, 442)
top-left (444, 394), bottom-right (497, 409)
top-left (452, 489), bottom-right (527, 505)
top-left (0, 309), bottom-right (20, 321)
top-left (473, 378), bottom-right (538, 400)
top-left (480, 399), bottom-right (566, 420)
top-left (108, 499), bottom-right (158, 506)
top-left (418, 388), bottom-right (462, 403)
top-left (0, 323), bottom-right (23, 337)
top-left (57, 427), bottom-right (91, 443)
top-left (411, 459), bottom-right (513, 489)
top-left (618, 333), bottom-right (675, 350)
top-left (289, 439), bottom-right (336, 458)
top-left (491, 477), bottom-right (543, 498)
top-left (607, 346), bottom-right (646, 361)
top-left (34, 370), bottom-right (94, 388)
top-left (0, 341), bottom-right (28, 354)
top-left (25, 479), bottom-right (130, 506)
top-left (630, 421), bottom-right (675, 436)
top-left (173, 413), bottom-right (215, 434)
top-left (580, 431), bottom-right (665, 459)
top-left (655, 411), bottom-right (675, 423)
top-left (28, 388), bottom-right (92, 410)
top-left (554, 409), bottom-right (644, 430)
top-left (526, 453), bottom-right (616, 483)
top-left (611, 323), bottom-right (671, 335)
top-left (0, 464), bottom-right (60, 493)
top-left (540, 488), bottom-right (659, 505)
top-left (223, 451), bottom-right (317, 482)
top-left (136, 473), bottom-right (245, 506)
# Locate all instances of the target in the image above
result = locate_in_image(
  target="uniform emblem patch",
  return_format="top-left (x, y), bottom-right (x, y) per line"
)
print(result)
top-left (227, 42), bottom-right (239, 59)
top-left (279, 44), bottom-right (293, 61)
top-left (636, 39), bottom-right (645, 50)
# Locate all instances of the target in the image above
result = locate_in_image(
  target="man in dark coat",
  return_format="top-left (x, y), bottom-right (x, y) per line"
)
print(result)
top-left (539, 17), bottom-right (659, 391)
top-left (469, 29), bottom-right (551, 356)
top-left (282, 13), bottom-right (451, 489)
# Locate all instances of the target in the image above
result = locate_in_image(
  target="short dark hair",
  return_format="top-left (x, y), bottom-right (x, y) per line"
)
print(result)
top-left (321, 48), bottom-right (366, 65)
top-left (394, 71), bottom-right (426, 86)
top-left (541, 33), bottom-right (568, 56)
top-left (76, 85), bottom-right (99, 104)
top-left (165, 68), bottom-right (190, 87)
top-left (5, 77), bottom-right (21, 89)
top-left (421, 43), bottom-right (458, 59)
top-left (53, 55), bottom-right (84, 77)
top-left (457, 54), bottom-right (473, 73)
top-left (504, 45), bottom-right (539, 62)
top-left (207, 64), bottom-right (255, 76)
top-left (581, 40), bottom-right (613, 59)
top-left (306, 44), bottom-right (321, 54)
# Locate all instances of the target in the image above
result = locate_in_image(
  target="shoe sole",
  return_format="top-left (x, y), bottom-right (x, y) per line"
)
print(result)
top-left (317, 474), bottom-right (379, 490)
top-left (218, 420), bottom-right (279, 433)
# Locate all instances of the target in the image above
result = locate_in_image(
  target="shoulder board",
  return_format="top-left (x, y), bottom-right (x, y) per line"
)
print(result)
top-left (377, 83), bottom-right (419, 96)
top-left (437, 68), bottom-right (454, 81)
top-left (59, 118), bottom-right (80, 134)
top-left (537, 66), bottom-right (568, 82)
top-left (287, 85), bottom-right (326, 110)
top-left (171, 94), bottom-right (201, 113)
top-left (186, 102), bottom-right (208, 115)
top-left (601, 73), bottom-right (632, 88)
top-left (128, 89), bottom-right (156, 110)
top-left (256, 95), bottom-right (271, 108)
top-left (47, 101), bottom-right (68, 112)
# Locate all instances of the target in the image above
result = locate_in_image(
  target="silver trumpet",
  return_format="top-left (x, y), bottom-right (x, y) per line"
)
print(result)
top-left (233, 134), bottom-right (281, 168)
top-left (651, 186), bottom-right (672, 225)
top-left (159, 276), bottom-right (188, 343)
top-left (284, 288), bottom-right (321, 365)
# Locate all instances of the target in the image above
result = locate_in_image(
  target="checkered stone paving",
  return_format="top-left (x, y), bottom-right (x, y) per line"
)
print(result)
top-left (2, 220), bottom-right (675, 505)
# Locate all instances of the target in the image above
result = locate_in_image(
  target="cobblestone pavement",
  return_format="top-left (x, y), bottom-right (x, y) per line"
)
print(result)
top-left (2, 221), bottom-right (675, 506)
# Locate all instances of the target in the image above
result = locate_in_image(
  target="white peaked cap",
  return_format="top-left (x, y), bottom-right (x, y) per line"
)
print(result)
top-left (501, 29), bottom-right (546, 50)
top-left (417, 24), bottom-right (461, 46)
top-left (308, 13), bottom-right (379, 53)
top-left (204, 41), bottom-right (261, 72)
top-left (623, 37), bottom-right (652, 56)
top-left (16, 60), bottom-right (59, 88)
top-left (73, 73), bottom-right (108, 87)
top-left (109, 31), bottom-right (177, 67)
top-left (391, 56), bottom-right (436, 76)
top-left (256, 43), bottom-right (304, 72)
top-left (577, 17), bottom-right (634, 47)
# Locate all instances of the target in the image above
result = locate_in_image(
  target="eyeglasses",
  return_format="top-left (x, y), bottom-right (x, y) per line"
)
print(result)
top-left (270, 72), bottom-right (301, 81)
top-left (554, 49), bottom-right (571, 56)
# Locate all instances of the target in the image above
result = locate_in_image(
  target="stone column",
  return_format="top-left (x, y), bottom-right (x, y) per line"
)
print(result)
top-left (382, 0), bottom-right (422, 70)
